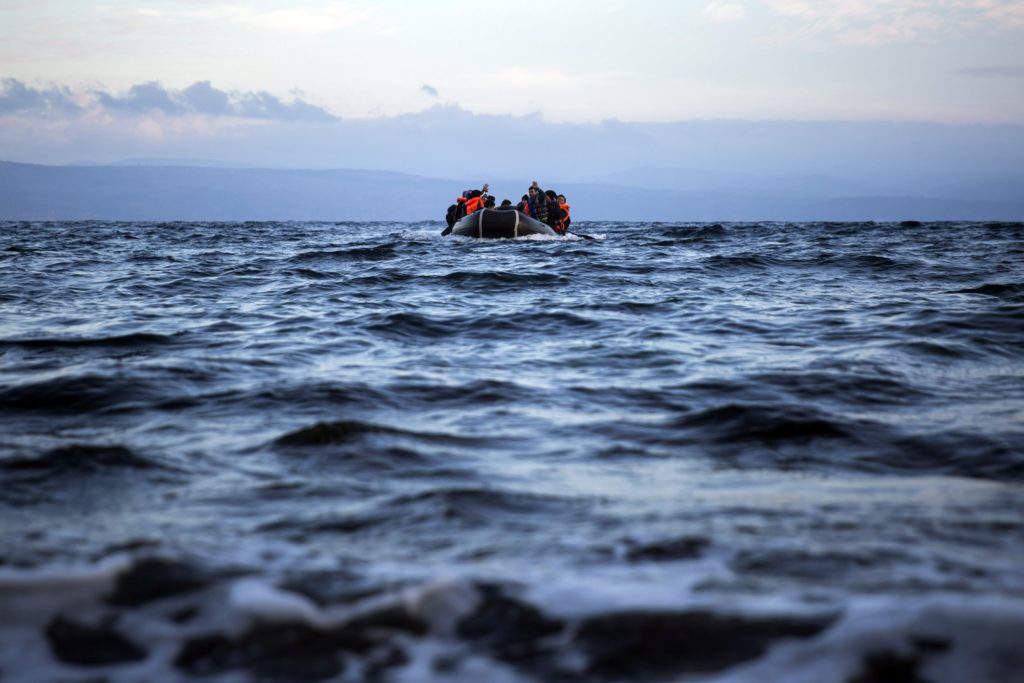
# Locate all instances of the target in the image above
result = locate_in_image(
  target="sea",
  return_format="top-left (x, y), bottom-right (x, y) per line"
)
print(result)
top-left (1, 219), bottom-right (1022, 683)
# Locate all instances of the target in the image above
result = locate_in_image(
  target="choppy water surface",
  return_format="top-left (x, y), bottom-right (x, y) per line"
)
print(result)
top-left (1, 220), bottom-right (1023, 682)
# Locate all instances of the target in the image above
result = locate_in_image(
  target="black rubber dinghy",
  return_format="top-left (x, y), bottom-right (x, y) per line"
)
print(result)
top-left (449, 209), bottom-right (557, 238)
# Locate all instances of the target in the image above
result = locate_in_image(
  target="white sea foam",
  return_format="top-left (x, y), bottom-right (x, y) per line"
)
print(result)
top-left (228, 577), bottom-right (323, 625)
top-left (704, 595), bottom-right (1024, 683)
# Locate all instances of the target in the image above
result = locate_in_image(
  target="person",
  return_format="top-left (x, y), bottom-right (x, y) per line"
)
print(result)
top-left (536, 188), bottom-right (569, 233)
top-left (546, 191), bottom-right (566, 232)
top-left (516, 194), bottom-right (531, 215)
top-left (445, 196), bottom-right (465, 229)
top-left (483, 196), bottom-right (496, 209)
top-left (443, 183), bottom-right (488, 233)
top-left (497, 199), bottom-right (515, 210)
top-left (527, 181), bottom-right (548, 224)
top-left (557, 194), bottom-right (571, 232)
top-left (463, 183), bottom-right (489, 215)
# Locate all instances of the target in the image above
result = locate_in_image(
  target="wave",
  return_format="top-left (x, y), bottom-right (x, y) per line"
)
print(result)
top-left (0, 374), bottom-right (163, 414)
top-left (3, 244), bottom-right (36, 255)
top-left (288, 267), bottom-right (336, 280)
top-left (389, 486), bottom-right (576, 519)
top-left (703, 253), bottom-right (785, 270)
top-left (380, 378), bottom-right (536, 408)
top-left (744, 370), bottom-right (930, 406)
top-left (237, 378), bottom-right (536, 415)
top-left (672, 402), bottom-right (853, 444)
top-left (570, 608), bottom-right (834, 680)
top-left (18, 563), bottom-right (1023, 683)
top-left (658, 224), bottom-right (729, 241)
top-left (362, 310), bottom-right (600, 340)
top-left (274, 420), bottom-right (433, 446)
top-left (700, 250), bottom-right (920, 275)
top-left (650, 402), bottom-right (1024, 480)
top-left (895, 308), bottom-right (1024, 357)
top-left (361, 311), bottom-right (458, 339)
top-left (440, 270), bottom-right (569, 289)
top-left (342, 271), bottom-right (416, 287)
top-left (290, 244), bottom-right (397, 262)
top-left (866, 430), bottom-right (1024, 481)
top-left (259, 487), bottom-right (575, 542)
top-left (0, 332), bottom-right (179, 349)
top-left (952, 282), bottom-right (1024, 299)
top-left (0, 444), bottom-right (162, 475)
top-left (273, 420), bottom-right (485, 452)
top-left (818, 253), bottom-right (917, 271)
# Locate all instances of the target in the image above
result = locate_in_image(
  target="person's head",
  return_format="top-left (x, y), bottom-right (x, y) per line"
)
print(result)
top-left (469, 189), bottom-right (482, 198)
top-left (521, 194), bottom-right (529, 202)
top-left (528, 187), bottom-right (537, 197)
top-left (557, 194), bottom-right (566, 204)
top-left (545, 190), bottom-right (557, 200)
top-left (484, 197), bottom-right (495, 208)
top-left (501, 199), bottom-right (512, 207)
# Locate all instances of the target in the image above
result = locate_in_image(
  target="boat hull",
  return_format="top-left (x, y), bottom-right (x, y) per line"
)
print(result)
top-left (449, 209), bottom-right (557, 238)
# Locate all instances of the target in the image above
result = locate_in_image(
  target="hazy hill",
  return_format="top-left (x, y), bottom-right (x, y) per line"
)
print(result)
top-left (1, 160), bottom-right (1021, 221)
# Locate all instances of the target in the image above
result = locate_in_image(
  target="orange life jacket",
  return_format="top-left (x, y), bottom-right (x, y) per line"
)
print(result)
top-left (465, 196), bottom-right (484, 214)
top-left (556, 203), bottom-right (570, 231)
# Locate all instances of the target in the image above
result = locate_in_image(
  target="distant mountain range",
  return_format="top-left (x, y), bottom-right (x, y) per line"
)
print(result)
top-left (1, 160), bottom-right (1021, 221)
top-left (69, 157), bottom-right (259, 169)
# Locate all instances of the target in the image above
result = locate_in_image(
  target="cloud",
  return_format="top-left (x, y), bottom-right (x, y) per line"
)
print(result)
top-left (97, 81), bottom-right (188, 116)
top-left (493, 68), bottom-right (578, 89)
top-left (760, 0), bottom-right (1024, 45)
top-left (957, 65), bottom-right (1024, 78)
top-left (979, 1), bottom-right (1024, 29)
top-left (703, 2), bottom-right (747, 22)
top-left (0, 78), bottom-right (81, 115)
top-left (421, 84), bottom-right (439, 98)
top-left (182, 81), bottom-right (233, 116)
top-left (137, 2), bottom-right (376, 35)
top-left (0, 79), bottom-right (338, 122)
top-left (230, 90), bottom-right (337, 121)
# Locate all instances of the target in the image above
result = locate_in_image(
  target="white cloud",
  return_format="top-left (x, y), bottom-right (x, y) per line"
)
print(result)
top-left (237, 4), bottom-right (373, 34)
top-left (984, 2), bottom-right (1024, 29)
top-left (703, 2), bottom-right (747, 23)
top-left (492, 68), bottom-right (579, 89)
top-left (760, 0), bottom-right (1024, 44)
top-left (133, 2), bottom-right (375, 35)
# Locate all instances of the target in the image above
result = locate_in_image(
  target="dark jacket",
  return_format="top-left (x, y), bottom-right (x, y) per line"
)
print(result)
top-left (544, 200), bottom-right (563, 229)
top-left (529, 190), bottom-right (548, 224)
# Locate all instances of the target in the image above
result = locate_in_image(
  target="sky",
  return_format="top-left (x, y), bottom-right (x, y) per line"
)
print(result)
top-left (1, 0), bottom-right (1023, 173)
top-left (2, 0), bottom-right (1024, 123)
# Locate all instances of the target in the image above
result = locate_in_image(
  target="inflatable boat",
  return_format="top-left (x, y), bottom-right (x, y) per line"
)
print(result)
top-left (449, 209), bottom-right (558, 239)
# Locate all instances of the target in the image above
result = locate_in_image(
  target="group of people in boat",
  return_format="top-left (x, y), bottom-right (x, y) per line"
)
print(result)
top-left (445, 181), bottom-right (571, 235)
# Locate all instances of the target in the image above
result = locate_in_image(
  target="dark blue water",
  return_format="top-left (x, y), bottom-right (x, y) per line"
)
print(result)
top-left (1, 220), bottom-right (1023, 683)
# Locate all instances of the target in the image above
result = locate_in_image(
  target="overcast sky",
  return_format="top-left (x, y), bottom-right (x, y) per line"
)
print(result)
top-left (2, 0), bottom-right (1024, 177)
top-left (2, 0), bottom-right (1023, 123)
